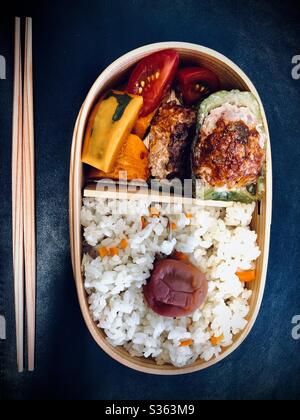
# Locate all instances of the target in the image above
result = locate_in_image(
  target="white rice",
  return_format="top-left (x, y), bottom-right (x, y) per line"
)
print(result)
top-left (81, 198), bottom-right (260, 367)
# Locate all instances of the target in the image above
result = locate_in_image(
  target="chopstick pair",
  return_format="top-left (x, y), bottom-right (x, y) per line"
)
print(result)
top-left (12, 17), bottom-right (36, 373)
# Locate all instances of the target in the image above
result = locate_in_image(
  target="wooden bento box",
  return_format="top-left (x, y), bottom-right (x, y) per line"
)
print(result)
top-left (69, 42), bottom-right (272, 374)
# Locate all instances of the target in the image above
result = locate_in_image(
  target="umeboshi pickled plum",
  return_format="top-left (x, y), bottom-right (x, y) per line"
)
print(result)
top-left (143, 259), bottom-right (208, 317)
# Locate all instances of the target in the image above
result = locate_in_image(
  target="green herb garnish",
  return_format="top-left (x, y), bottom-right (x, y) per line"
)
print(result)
top-left (107, 92), bottom-right (133, 122)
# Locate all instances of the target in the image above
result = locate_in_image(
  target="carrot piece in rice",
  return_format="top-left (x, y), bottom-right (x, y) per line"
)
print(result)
top-left (180, 339), bottom-right (194, 347)
top-left (109, 247), bottom-right (119, 257)
top-left (174, 251), bottom-right (188, 261)
top-left (236, 270), bottom-right (256, 282)
top-left (185, 213), bottom-right (193, 219)
top-left (141, 216), bottom-right (148, 229)
top-left (98, 247), bottom-right (108, 258)
top-left (210, 334), bottom-right (224, 346)
top-left (120, 239), bottom-right (128, 249)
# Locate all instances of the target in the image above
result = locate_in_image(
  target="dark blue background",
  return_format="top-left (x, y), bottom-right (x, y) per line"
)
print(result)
top-left (1, 0), bottom-right (300, 400)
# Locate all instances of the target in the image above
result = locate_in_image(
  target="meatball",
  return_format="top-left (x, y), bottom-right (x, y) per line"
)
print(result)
top-left (143, 259), bottom-right (208, 317)
top-left (149, 101), bottom-right (196, 179)
top-left (193, 118), bottom-right (265, 189)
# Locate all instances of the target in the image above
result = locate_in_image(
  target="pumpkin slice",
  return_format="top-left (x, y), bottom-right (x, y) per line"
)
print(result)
top-left (132, 109), bottom-right (157, 139)
top-left (87, 134), bottom-right (150, 181)
top-left (82, 91), bottom-right (143, 172)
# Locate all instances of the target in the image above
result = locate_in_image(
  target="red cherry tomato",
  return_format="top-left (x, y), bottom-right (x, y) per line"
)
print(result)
top-left (176, 67), bottom-right (221, 105)
top-left (127, 49), bottom-right (179, 117)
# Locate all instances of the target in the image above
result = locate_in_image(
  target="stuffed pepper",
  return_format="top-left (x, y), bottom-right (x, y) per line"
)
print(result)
top-left (192, 90), bottom-right (266, 203)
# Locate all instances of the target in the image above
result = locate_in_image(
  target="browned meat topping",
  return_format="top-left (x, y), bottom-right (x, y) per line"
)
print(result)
top-left (193, 119), bottom-right (265, 188)
top-left (149, 101), bottom-right (196, 179)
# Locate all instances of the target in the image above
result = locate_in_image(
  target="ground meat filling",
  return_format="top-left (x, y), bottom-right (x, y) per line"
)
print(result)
top-left (149, 101), bottom-right (196, 179)
top-left (193, 118), bottom-right (265, 188)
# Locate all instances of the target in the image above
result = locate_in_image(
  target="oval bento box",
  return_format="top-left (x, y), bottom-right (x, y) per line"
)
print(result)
top-left (69, 42), bottom-right (272, 375)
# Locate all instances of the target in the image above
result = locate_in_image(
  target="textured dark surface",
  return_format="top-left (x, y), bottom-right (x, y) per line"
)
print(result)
top-left (0, 0), bottom-right (300, 400)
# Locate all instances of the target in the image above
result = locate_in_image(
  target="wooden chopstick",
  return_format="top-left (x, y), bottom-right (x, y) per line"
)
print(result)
top-left (84, 183), bottom-right (233, 208)
top-left (23, 17), bottom-right (36, 372)
top-left (12, 17), bottom-right (24, 373)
